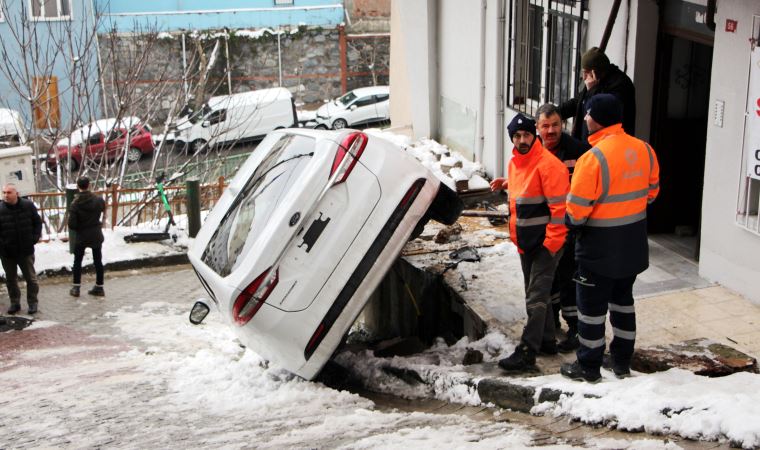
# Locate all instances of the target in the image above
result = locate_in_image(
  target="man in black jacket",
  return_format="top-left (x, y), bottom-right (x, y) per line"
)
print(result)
top-left (68, 177), bottom-right (106, 297)
top-left (0, 183), bottom-right (42, 314)
top-left (559, 47), bottom-right (636, 146)
top-left (536, 103), bottom-right (586, 352)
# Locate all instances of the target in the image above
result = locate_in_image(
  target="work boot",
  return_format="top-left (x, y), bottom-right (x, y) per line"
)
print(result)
top-left (7, 304), bottom-right (20, 315)
top-left (602, 354), bottom-right (631, 379)
top-left (560, 360), bottom-right (601, 383)
top-left (557, 326), bottom-right (581, 353)
top-left (69, 286), bottom-right (80, 297)
top-left (28, 304), bottom-right (38, 314)
top-left (88, 285), bottom-right (105, 297)
top-left (498, 344), bottom-right (538, 373)
top-left (539, 340), bottom-right (558, 355)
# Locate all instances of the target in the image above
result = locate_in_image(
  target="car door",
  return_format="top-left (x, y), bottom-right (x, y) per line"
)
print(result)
top-left (347, 95), bottom-right (377, 126)
top-left (84, 132), bottom-right (105, 162)
top-left (374, 93), bottom-right (389, 120)
top-left (105, 128), bottom-right (126, 161)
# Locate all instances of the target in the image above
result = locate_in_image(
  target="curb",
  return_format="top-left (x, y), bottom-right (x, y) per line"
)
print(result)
top-left (0, 252), bottom-right (190, 282)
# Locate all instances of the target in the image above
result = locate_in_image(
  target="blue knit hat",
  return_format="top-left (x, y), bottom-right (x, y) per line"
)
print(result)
top-left (585, 93), bottom-right (623, 127)
top-left (507, 113), bottom-right (536, 140)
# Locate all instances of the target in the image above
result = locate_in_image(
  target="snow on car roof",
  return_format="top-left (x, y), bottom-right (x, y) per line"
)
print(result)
top-left (346, 86), bottom-right (389, 97)
top-left (207, 87), bottom-right (292, 109)
top-left (57, 116), bottom-right (142, 147)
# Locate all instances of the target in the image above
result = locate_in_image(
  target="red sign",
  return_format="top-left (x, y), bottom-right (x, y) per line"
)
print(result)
top-left (726, 19), bottom-right (738, 33)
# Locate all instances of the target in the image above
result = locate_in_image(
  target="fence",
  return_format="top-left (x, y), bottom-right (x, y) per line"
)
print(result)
top-left (30, 177), bottom-right (227, 236)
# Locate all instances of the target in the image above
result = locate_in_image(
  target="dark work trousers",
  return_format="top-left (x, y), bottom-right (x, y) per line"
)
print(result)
top-left (1, 254), bottom-right (39, 308)
top-left (575, 264), bottom-right (637, 371)
top-left (551, 234), bottom-right (578, 331)
top-left (519, 246), bottom-right (563, 353)
top-left (72, 245), bottom-right (104, 286)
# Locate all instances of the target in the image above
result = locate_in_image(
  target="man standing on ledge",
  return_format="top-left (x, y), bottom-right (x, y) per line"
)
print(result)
top-left (490, 113), bottom-right (569, 373)
top-left (535, 102), bottom-right (587, 352)
top-left (0, 183), bottom-right (42, 314)
top-left (561, 94), bottom-right (660, 383)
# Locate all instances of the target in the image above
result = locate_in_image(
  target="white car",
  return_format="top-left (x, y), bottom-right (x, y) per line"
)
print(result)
top-left (0, 108), bottom-right (28, 148)
top-left (188, 128), bottom-right (462, 380)
top-left (314, 86), bottom-right (390, 130)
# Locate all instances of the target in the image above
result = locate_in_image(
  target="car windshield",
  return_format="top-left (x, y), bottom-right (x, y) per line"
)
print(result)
top-left (337, 91), bottom-right (357, 106)
top-left (201, 133), bottom-right (315, 276)
top-left (188, 104), bottom-right (213, 124)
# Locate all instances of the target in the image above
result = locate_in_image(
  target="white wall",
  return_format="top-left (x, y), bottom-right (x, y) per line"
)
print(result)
top-left (700, 0), bottom-right (760, 304)
top-left (389, 0), bottom-right (438, 139)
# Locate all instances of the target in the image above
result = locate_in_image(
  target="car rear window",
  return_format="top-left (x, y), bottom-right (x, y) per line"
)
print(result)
top-left (201, 133), bottom-right (316, 276)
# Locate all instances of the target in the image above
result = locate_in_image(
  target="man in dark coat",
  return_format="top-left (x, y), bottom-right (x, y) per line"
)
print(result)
top-left (0, 183), bottom-right (42, 314)
top-left (559, 47), bottom-right (636, 147)
top-left (68, 177), bottom-right (106, 297)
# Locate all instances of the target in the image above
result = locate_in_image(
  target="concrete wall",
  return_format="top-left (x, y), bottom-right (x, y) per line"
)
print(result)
top-left (700, 0), bottom-right (760, 304)
top-left (97, 0), bottom-right (344, 33)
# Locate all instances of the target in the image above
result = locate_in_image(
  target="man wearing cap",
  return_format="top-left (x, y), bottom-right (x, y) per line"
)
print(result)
top-left (490, 113), bottom-right (569, 372)
top-left (560, 94), bottom-right (659, 383)
top-left (559, 47), bottom-right (636, 146)
top-left (535, 103), bottom-right (587, 352)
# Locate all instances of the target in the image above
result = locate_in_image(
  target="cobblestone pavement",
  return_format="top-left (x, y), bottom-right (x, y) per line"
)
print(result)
top-left (0, 265), bottom-right (708, 449)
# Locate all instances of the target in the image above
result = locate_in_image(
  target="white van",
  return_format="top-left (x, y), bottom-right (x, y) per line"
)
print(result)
top-left (0, 108), bottom-right (28, 149)
top-left (174, 87), bottom-right (297, 152)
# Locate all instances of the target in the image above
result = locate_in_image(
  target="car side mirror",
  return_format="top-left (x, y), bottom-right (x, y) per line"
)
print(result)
top-left (202, 120), bottom-right (211, 128)
top-left (189, 299), bottom-right (211, 325)
top-left (350, 105), bottom-right (357, 111)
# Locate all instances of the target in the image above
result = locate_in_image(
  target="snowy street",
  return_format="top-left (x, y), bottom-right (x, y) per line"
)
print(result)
top-left (0, 264), bottom-right (688, 449)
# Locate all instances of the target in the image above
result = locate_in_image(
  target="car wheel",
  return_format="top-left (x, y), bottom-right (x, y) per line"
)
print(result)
top-left (332, 119), bottom-right (348, 130)
top-left (67, 159), bottom-right (79, 172)
top-left (190, 139), bottom-right (208, 153)
top-left (314, 124), bottom-right (328, 130)
top-left (126, 147), bottom-right (142, 163)
top-left (427, 182), bottom-right (464, 225)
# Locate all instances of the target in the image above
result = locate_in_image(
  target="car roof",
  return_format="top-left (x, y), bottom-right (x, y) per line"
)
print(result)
top-left (346, 86), bottom-right (389, 97)
top-left (57, 116), bottom-right (143, 146)
top-left (207, 87), bottom-right (292, 109)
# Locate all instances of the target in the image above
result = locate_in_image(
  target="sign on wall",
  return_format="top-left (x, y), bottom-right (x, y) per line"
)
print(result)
top-left (746, 47), bottom-right (760, 180)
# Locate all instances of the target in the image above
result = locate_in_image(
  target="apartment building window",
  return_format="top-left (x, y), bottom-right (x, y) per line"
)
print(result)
top-left (274, 0), bottom-right (294, 5)
top-left (737, 17), bottom-right (760, 234)
top-left (30, 0), bottom-right (71, 19)
top-left (508, 0), bottom-right (587, 117)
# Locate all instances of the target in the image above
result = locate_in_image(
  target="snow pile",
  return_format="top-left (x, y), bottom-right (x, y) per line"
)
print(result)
top-left (365, 129), bottom-right (488, 192)
top-left (527, 369), bottom-right (760, 448)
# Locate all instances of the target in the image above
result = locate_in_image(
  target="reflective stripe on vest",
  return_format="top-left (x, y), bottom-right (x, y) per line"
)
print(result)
top-left (516, 216), bottom-right (550, 226)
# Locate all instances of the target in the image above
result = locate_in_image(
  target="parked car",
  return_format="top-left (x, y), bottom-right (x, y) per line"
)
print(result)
top-left (0, 108), bottom-right (28, 148)
top-left (46, 117), bottom-right (154, 171)
top-left (172, 87), bottom-right (298, 152)
top-left (187, 128), bottom-right (462, 380)
top-left (314, 86), bottom-right (390, 130)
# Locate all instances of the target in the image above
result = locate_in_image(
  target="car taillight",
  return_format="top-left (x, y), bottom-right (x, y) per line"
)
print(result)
top-left (232, 267), bottom-right (279, 326)
top-left (329, 132), bottom-right (367, 184)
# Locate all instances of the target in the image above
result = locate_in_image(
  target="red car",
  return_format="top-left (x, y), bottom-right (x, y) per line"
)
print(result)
top-left (47, 117), bottom-right (155, 171)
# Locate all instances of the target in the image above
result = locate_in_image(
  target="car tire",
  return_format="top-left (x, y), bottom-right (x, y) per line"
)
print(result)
top-left (190, 139), bottom-right (208, 153)
top-left (126, 147), bottom-right (142, 163)
top-left (67, 159), bottom-right (79, 172)
top-left (332, 119), bottom-right (348, 130)
top-left (314, 124), bottom-right (328, 130)
top-left (427, 182), bottom-right (464, 225)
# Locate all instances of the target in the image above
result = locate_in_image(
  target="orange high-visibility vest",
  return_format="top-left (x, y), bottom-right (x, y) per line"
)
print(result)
top-left (508, 138), bottom-right (569, 254)
top-left (566, 123), bottom-right (660, 277)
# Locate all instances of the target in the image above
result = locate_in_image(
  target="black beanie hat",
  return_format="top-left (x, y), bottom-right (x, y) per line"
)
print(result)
top-left (581, 47), bottom-right (610, 73)
top-left (507, 113), bottom-right (536, 140)
top-left (586, 93), bottom-right (623, 128)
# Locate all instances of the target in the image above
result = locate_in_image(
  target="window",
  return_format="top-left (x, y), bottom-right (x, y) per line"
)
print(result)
top-left (508, 0), bottom-right (587, 117)
top-left (206, 109), bottom-right (227, 125)
top-left (737, 16), bottom-right (760, 234)
top-left (274, 0), bottom-right (294, 5)
top-left (354, 96), bottom-right (375, 108)
top-left (30, 0), bottom-right (72, 20)
top-left (375, 94), bottom-right (389, 102)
